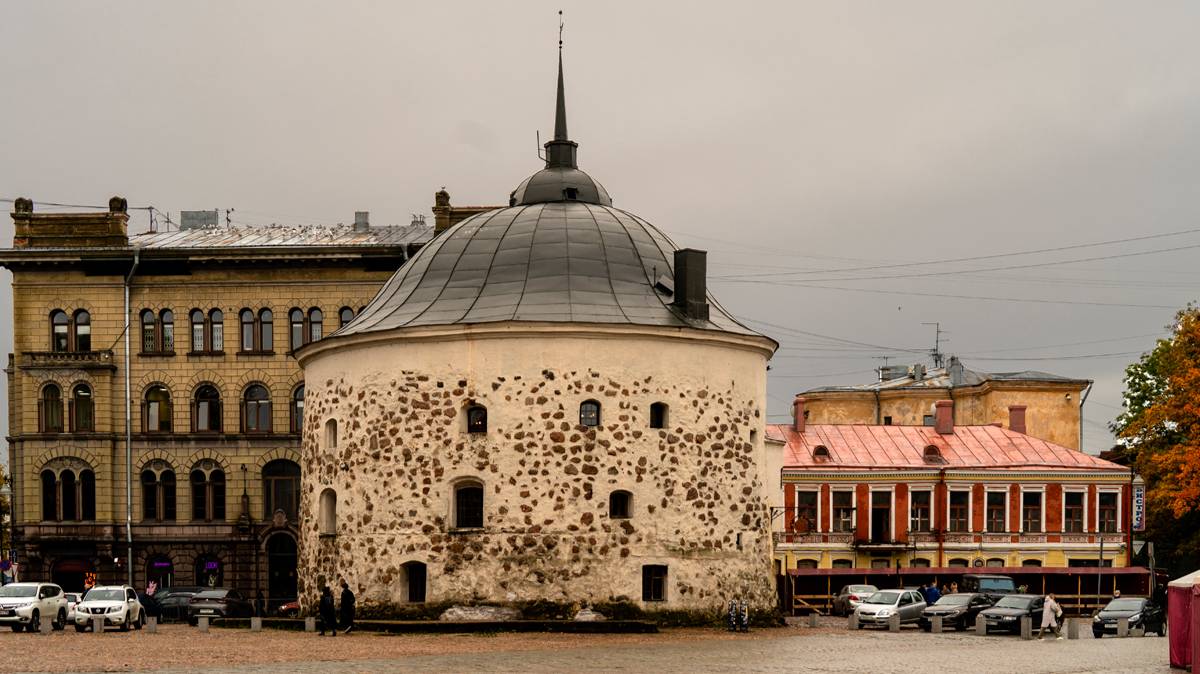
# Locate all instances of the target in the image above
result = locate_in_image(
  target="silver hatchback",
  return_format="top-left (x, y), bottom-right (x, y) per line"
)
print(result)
top-left (854, 589), bottom-right (927, 628)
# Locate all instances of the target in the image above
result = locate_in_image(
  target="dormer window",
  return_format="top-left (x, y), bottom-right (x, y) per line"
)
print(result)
top-left (812, 445), bottom-right (830, 461)
top-left (563, 187), bottom-right (579, 200)
top-left (923, 445), bottom-right (944, 463)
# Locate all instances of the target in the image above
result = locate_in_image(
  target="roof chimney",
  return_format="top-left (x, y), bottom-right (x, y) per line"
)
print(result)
top-left (672, 248), bottom-right (710, 321)
top-left (353, 211), bottom-right (370, 233)
top-left (793, 396), bottom-right (807, 433)
top-left (1008, 405), bottom-right (1027, 435)
top-left (934, 399), bottom-right (954, 434)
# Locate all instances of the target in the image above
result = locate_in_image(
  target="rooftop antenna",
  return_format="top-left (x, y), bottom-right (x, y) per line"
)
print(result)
top-left (537, 12), bottom-right (565, 162)
top-left (922, 322), bottom-right (946, 368)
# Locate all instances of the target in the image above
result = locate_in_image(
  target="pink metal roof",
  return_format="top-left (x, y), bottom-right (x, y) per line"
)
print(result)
top-left (769, 424), bottom-right (1127, 473)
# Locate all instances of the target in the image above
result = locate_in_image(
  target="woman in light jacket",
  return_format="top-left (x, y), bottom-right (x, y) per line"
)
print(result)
top-left (1038, 593), bottom-right (1063, 640)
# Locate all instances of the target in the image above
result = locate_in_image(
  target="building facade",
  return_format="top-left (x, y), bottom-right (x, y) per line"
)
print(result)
top-left (770, 397), bottom-right (1136, 573)
top-left (800, 357), bottom-right (1092, 450)
top-left (1, 198), bottom-right (429, 606)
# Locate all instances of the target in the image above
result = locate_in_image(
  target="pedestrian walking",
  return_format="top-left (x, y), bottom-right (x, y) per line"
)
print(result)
top-left (727, 599), bottom-right (738, 632)
top-left (925, 583), bottom-right (941, 604)
top-left (339, 580), bottom-right (356, 634)
top-left (1037, 593), bottom-right (1063, 640)
top-left (255, 590), bottom-right (266, 618)
top-left (318, 586), bottom-right (337, 636)
top-left (737, 599), bottom-right (749, 633)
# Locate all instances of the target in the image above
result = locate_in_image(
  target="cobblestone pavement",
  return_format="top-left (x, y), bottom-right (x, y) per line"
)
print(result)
top-left (0, 620), bottom-right (1172, 673)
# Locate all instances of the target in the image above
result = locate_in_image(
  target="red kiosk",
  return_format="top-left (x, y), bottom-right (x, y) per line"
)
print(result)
top-left (1168, 569), bottom-right (1200, 670)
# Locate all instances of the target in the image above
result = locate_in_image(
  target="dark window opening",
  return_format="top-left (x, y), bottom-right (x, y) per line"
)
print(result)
top-left (883, 416), bottom-right (893, 426)
top-left (339, 307), bottom-right (355, 328)
top-left (1022, 491), bottom-right (1043, 532)
top-left (258, 309), bottom-right (273, 351)
top-left (290, 385), bottom-right (305, 434)
top-left (51, 310), bottom-right (69, 352)
top-left (402, 561), bottom-right (427, 603)
top-left (141, 466), bottom-right (177, 522)
top-left (793, 491), bottom-right (817, 533)
top-left (642, 565), bottom-right (667, 602)
top-left (71, 384), bottom-right (94, 432)
top-left (289, 308), bottom-right (304, 351)
top-left (263, 460), bottom-right (300, 520)
top-left (649, 402), bottom-right (668, 429)
top-left (193, 384), bottom-right (222, 432)
top-left (210, 309), bottom-right (224, 351)
top-left (467, 405), bottom-right (487, 433)
top-left (832, 491), bottom-right (854, 533)
top-left (870, 491), bottom-right (891, 542)
top-left (191, 465), bottom-right (226, 522)
top-left (1064, 492), bottom-right (1084, 533)
top-left (454, 483), bottom-right (484, 529)
top-left (910, 490), bottom-right (932, 533)
top-left (609, 490), bottom-right (632, 519)
top-left (144, 385), bottom-right (172, 433)
top-left (986, 492), bottom-right (1006, 533)
top-left (308, 308), bottom-right (323, 343)
top-left (922, 414), bottom-right (934, 426)
top-left (73, 310), bottom-right (91, 352)
top-left (812, 445), bottom-right (830, 461)
top-left (160, 309), bottom-right (175, 352)
top-left (190, 309), bottom-right (205, 352)
top-left (1098, 492), bottom-right (1118, 533)
top-left (949, 491), bottom-right (969, 532)
top-left (580, 400), bottom-right (600, 427)
top-left (243, 384), bottom-right (272, 433)
top-left (563, 187), bottom-right (579, 200)
top-left (40, 384), bottom-right (64, 433)
top-left (240, 309), bottom-right (255, 351)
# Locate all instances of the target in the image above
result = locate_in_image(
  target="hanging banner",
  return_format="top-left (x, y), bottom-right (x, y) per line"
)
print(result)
top-left (1132, 483), bottom-right (1146, 532)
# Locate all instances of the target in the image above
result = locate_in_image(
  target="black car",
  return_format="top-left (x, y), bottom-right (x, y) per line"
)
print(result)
top-left (186, 588), bottom-right (254, 625)
top-left (1093, 597), bottom-right (1166, 638)
top-left (978, 594), bottom-right (1044, 634)
top-left (961, 574), bottom-right (1016, 603)
top-left (136, 593), bottom-right (162, 619)
top-left (919, 592), bottom-right (994, 631)
top-left (156, 587), bottom-right (205, 623)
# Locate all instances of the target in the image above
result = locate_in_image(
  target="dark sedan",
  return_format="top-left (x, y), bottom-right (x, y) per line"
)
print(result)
top-left (156, 587), bottom-right (204, 623)
top-left (187, 589), bottom-right (254, 625)
top-left (919, 593), bottom-right (994, 631)
top-left (979, 594), bottom-right (1044, 634)
top-left (1093, 597), bottom-right (1166, 638)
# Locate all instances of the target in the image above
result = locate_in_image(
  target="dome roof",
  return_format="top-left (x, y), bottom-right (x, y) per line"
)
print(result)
top-left (510, 167), bottom-right (611, 207)
top-left (337, 201), bottom-right (760, 337)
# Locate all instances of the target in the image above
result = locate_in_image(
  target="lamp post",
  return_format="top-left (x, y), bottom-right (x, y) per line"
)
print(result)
top-left (0, 483), bottom-right (11, 582)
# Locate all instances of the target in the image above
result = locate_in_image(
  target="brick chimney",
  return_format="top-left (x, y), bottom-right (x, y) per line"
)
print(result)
top-left (934, 400), bottom-right (954, 434)
top-left (793, 396), bottom-right (807, 433)
top-left (11, 196), bottom-right (129, 248)
top-left (1008, 405), bottom-right (1027, 435)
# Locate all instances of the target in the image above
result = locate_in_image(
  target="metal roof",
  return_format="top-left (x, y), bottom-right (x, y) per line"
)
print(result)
top-left (804, 357), bottom-right (1089, 393)
top-left (768, 423), bottom-right (1125, 473)
top-left (337, 201), bottom-right (765, 338)
top-left (126, 222), bottom-right (431, 249)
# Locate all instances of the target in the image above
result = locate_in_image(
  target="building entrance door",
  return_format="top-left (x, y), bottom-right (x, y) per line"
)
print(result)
top-left (51, 558), bottom-right (93, 593)
top-left (871, 492), bottom-right (891, 543)
top-left (266, 534), bottom-right (297, 611)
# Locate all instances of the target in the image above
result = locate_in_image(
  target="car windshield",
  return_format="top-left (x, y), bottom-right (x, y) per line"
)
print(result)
top-left (935, 594), bottom-right (972, 606)
top-left (848, 585), bottom-right (876, 594)
top-left (84, 588), bottom-right (126, 602)
top-left (977, 578), bottom-right (1014, 591)
top-left (65, 593), bottom-right (81, 602)
top-left (195, 590), bottom-right (228, 599)
top-left (1105, 598), bottom-right (1145, 611)
top-left (993, 596), bottom-right (1033, 609)
top-left (0, 585), bottom-right (37, 598)
top-left (865, 591), bottom-right (901, 605)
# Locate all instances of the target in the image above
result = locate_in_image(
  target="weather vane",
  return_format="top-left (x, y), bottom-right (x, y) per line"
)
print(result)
top-left (559, 10), bottom-right (564, 50)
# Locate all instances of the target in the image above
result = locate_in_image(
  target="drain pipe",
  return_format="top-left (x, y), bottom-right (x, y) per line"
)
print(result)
top-left (124, 250), bottom-right (140, 587)
top-left (1078, 381), bottom-right (1093, 452)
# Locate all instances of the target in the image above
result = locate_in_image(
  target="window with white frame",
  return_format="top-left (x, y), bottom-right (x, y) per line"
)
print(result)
top-left (1098, 491), bottom-right (1119, 533)
top-left (1021, 491), bottom-right (1043, 533)
top-left (831, 491), bottom-right (854, 533)
top-left (794, 491), bottom-right (817, 533)
top-left (985, 491), bottom-right (1007, 533)
top-left (948, 490), bottom-right (970, 532)
top-left (909, 490), bottom-right (932, 533)
top-left (1063, 491), bottom-right (1085, 533)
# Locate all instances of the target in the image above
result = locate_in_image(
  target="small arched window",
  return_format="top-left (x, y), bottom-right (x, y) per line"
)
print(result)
top-left (580, 400), bottom-right (601, 427)
top-left (947, 558), bottom-right (969, 568)
top-left (339, 307), bottom-right (355, 327)
top-left (258, 309), bottom-right (273, 351)
top-left (319, 488), bottom-right (337, 536)
top-left (71, 383), bottom-right (94, 432)
top-left (454, 480), bottom-right (484, 529)
top-left (41, 470), bottom-right (57, 520)
top-left (43, 463), bottom-right (97, 521)
top-left (73, 310), bottom-right (91, 352)
top-left (40, 384), bottom-right (64, 433)
top-left (289, 308), bottom-right (304, 351)
top-left (240, 309), bottom-right (255, 352)
top-left (649, 402), bottom-right (668, 429)
top-left (1022, 559), bottom-right (1043, 567)
top-left (308, 308), bottom-right (323, 343)
top-left (290, 385), bottom-right (305, 433)
top-left (243, 384), bottom-right (271, 433)
top-left (191, 461), bottom-right (226, 522)
top-left (910, 558), bottom-right (931, 568)
top-left (985, 557), bottom-right (1006, 568)
top-left (141, 310), bottom-right (158, 353)
top-left (812, 445), bottom-right (831, 461)
top-left (466, 405), bottom-right (487, 433)
top-left (193, 385), bottom-right (222, 432)
top-left (325, 419), bottom-right (338, 450)
top-left (190, 309), bottom-right (205, 352)
top-left (51, 310), bottom-right (69, 352)
top-left (160, 309), bottom-right (175, 352)
top-left (144, 385), bottom-right (172, 433)
top-left (209, 309), bottom-right (224, 351)
top-left (141, 461), bottom-right (177, 522)
top-left (609, 490), bottom-right (632, 519)
top-left (923, 445), bottom-right (943, 463)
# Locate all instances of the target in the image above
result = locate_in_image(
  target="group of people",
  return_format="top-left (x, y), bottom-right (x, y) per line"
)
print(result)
top-left (726, 598), bottom-right (750, 632)
top-left (317, 580), bottom-right (356, 636)
top-left (917, 582), bottom-right (942, 604)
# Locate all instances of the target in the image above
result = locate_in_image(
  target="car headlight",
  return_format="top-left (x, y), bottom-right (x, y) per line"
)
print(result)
top-left (877, 609), bottom-right (892, 617)
top-left (1002, 616), bottom-right (1016, 621)
top-left (1129, 613), bottom-right (1142, 623)
top-left (106, 606), bottom-right (123, 613)
top-left (18, 601), bottom-right (36, 608)
top-left (1093, 615), bottom-right (1102, 622)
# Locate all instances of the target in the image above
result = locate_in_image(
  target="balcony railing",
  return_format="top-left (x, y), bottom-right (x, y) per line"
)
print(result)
top-left (20, 350), bottom-right (115, 370)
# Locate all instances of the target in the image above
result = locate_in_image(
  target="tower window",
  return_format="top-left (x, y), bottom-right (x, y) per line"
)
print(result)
top-left (609, 490), bottom-right (632, 519)
top-left (649, 402), bottom-right (668, 429)
top-left (580, 400), bottom-right (601, 427)
top-left (564, 187), bottom-right (579, 200)
top-left (642, 565), bottom-right (667, 602)
top-left (454, 481), bottom-right (484, 529)
top-left (467, 405), bottom-right (487, 433)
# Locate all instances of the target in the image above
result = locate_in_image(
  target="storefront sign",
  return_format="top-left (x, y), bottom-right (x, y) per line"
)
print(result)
top-left (1132, 484), bottom-right (1146, 532)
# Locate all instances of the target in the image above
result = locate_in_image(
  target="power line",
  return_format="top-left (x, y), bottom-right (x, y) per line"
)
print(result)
top-left (963, 332), bottom-right (1167, 355)
top-left (960, 350), bottom-right (1146, 362)
top-left (770, 369), bottom-right (876, 379)
top-left (741, 316), bottom-right (929, 354)
top-left (0, 197), bottom-right (154, 211)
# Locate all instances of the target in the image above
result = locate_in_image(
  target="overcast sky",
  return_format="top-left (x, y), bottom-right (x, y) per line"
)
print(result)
top-left (2, 1), bottom-right (1198, 460)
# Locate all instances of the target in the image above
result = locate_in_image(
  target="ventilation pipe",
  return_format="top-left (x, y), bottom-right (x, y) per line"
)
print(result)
top-left (672, 249), bottom-right (709, 320)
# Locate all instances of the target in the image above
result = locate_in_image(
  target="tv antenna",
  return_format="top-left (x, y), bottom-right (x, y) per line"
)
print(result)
top-left (921, 322), bottom-right (946, 368)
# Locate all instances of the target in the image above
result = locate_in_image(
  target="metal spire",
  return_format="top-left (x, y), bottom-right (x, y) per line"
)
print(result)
top-left (544, 11), bottom-right (578, 169)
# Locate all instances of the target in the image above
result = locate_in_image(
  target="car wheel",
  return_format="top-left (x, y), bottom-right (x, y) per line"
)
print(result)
top-left (54, 610), bottom-right (66, 631)
top-left (28, 609), bottom-right (40, 633)
top-left (1158, 622), bottom-right (1167, 637)
top-left (10, 625), bottom-right (22, 632)
top-left (119, 614), bottom-right (130, 632)
top-left (1093, 631), bottom-right (1103, 639)
top-left (74, 624), bottom-right (87, 633)
top-left (134, 613), bottom-right (143, 630)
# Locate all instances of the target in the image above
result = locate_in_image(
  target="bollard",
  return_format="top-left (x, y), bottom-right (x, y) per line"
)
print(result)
top-left (931, 615), bottom-right (943, 633)
top-left (40, 616), bottom-right (54, 634)
top-left (145, 616), bottom-right (157, 633)
top-left (1132, 624), bottom-right (1145, 637)
top-left (808, 613), bottom-right (818, 628)
top-left (304, 617), bottom-right (317, 633)
top-left (197, 616), bottom-right (209, 633)
top-left (1067, 617), bottom-right (1079, 640)
top-left (976, 614), bottom-right (987, 635)
top-left (888, 614), bottom-right (900, 632)
top-left (1020, 616), bottom-right (1032, 640)
top-left (1116, 618), bottom-right (1129, 637)
top-left (251, 617), bottom-right (263, 632)
top-left (93, 616), bottom-right (105, 634)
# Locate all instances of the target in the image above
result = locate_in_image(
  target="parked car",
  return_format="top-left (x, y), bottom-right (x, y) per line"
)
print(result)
top-left (277, 600), bottom-right (300, 618)
top-left (64, 593), bottom-right (82, 624)
top-left (156, 587), bottom-right (204, 622)
top-left (73, 585), bottom-right (145, 632)
top-left (137, 592), bottom-right (162, 619)
top-left (853, 589), bottom-right (926, 628)
top-left (919, 592), bottom-right (994, 631)
top-left (0, 582), bottom-right (69, 632)
top-left (1093, 597), bottom-right (1166, 638)
top-left (187, 588), bottom-right (254, 624)
top-left (978, 594), bottom-right (1043, 634)
top-left (832, 584), bottom-right (878, 616)
top-left (961, 574), bottom-right (1016, 602)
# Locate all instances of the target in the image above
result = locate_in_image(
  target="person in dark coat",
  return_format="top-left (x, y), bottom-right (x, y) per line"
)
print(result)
top-left (255, 590), bottom-right (266, 618)
top-left (318, 586), bottom-right (337, 636)
top-left (339, 580), bottom-right (356, 634)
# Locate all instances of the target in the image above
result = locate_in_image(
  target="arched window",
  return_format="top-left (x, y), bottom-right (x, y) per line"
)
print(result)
top-left (466, 405), bottom-right (487, 433)
top-left (71, 383), bottom-right (94, 432)
top-left (43, 463), bottom-right (96, 521)
top-left (923, 445), bottom-right (943, 463)
top-left (910, 558), bottom-right (931, 568)
top-left (51, 310), bottom-right (69, 352)
top-left (190, 461), bottom-right (225, 522)
top-left (41, 470), bottom-right (57, 521)
top-left (290, 385), bottom-right (305, 434)
top-left (141, 461), bottom-right (176, 522)
top-left (947, 558), bottom-right (969, 568)
top-left (240, 309), bottom-right (255, 352)
top-left (649, 402), bottom-right (668, 429)
top-left (308, 308), bottom-right (323, 343)
top-left (289, 308), bottom-right (304, 351)
top-left (243, 384), bottom-right (271, 433)
top-left (81, 470), bottom-right (95, 520)
top-left (795, 559), bottom-right (819, 569)
top-left (209, 309), bottom-right (224, 351)
top-left (580, 400), bottom-right (601, 427)
top-left (192, 385), bottom-right (221, 432)
top-left (73, 310), bottom-right (91, 352)
top-left (159, 309), bottom-right (175, 352)
top-left (141, 310), bottom-right (157, 353)
top-left (1022, 559), bottom-right (1043, 567)
top-left (985, 558), bottom-right (1006, 568)
top-left (325, 419), bottom-right (337, 450)
top-left (318, 488), bottom-right (337, 536)
top-left (831, 559), bottom-right (854, 569)
top-left (195, 555), bottom-right (222, 587)
top-left (812, 445), bottom-right (831, 461)
top-left (39, 384), bottom-right (64, 433)
top-left (60, 470), bottom-right (77, 521)
top-left (454, 480), bottom-right (484, 529)
top-left (144, 385), bottom-right (172, 432)
top-left (609, 490), bottom-right (632, 519)
top-left (190, 309), bottom-right (205, 352)
top-left (339, 307), bottom-right (354, 328)
top-left (263, 460), bottom-right (301, 520)
top-left (259, 309), bottom-right (273, 351)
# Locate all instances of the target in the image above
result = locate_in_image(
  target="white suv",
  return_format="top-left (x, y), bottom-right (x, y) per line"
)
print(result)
top-left (0, 582), bottom-right (70, 632)
top-left (73, 585), bottom-right (144, 632)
